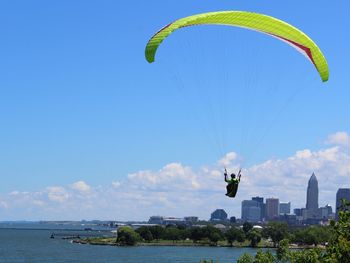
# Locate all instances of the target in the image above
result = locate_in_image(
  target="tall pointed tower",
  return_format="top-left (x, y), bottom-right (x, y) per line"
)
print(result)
top-left (306, 172), bottom-right (319, 211)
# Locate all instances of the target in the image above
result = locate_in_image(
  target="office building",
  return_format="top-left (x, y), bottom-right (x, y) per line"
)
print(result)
top-left (306, 173), bottom-right (319, 218)
top-left (266, 198), bottom-right (279, 220)
top-left (336, 188), bottom-right (350, 220)
top-left (210, 209), bottom-right (228, 221)
top-left (252, 196), bottom-right (265, 221)
top-left (279, 202), bottom-right (291, 215)
top-left (241, 200), bottom-right (261, 222)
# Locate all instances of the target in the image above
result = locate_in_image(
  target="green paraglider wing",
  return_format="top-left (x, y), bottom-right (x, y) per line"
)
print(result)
top-left (145, 11), bottom-right (329, 82)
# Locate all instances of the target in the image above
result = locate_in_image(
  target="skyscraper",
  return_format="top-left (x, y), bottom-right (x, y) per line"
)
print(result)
top-left (241, 200), bottom-right (261, 222)
top-left (252, 196), bottom-right (265, 221)
top-left (306, 173), bottom-right (318, 218)
top-left (336, 188), bottom-right (350, 220)
top-left (266, 198), bottom-right (279, 220)
top-left (279, 202), bottom-right (291, 215)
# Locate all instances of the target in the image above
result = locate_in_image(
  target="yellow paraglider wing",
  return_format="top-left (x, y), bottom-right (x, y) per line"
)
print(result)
top-left (145, 11), bottom-right (329, 82)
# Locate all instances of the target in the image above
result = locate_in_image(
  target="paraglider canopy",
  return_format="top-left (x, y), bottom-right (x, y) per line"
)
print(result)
top-left (145, 11), bottom-right (329, 82)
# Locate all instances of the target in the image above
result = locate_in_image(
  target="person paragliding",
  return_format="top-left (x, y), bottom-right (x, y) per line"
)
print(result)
top-left (224, 168), bottom-right (241, 198)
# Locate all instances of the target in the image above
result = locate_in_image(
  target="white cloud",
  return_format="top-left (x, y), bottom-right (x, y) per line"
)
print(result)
top-left (46, 187), bottom-right (69, 203)
top-left (1, 132), bottom-right (350, 221)
top-left (111, 181), bottom-right (121, 188)
top-left (326, 131), bottom-right (350, 147)
top-left (70, 181), bottom-right (91, 193)
top-left (218, 152), bottom-right (238, 167)
top-left (127, 162), bottom-right (200, 191)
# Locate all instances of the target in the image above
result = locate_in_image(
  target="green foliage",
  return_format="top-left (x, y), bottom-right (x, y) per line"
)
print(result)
top-left (148, 225), bottom-right (164, 240)
top-left (254, 249), bottom-right (274, 263)
top-left (292, 226), bottom-right (331, 246)
top-left (225, 227), bottom-right (245, 246)
top-left (135, 226), bottom-right (153, 242)
top-left (262, 222), bottom-right (289, 247)
top-left (324, 199), bottom-right (350, 262)
top-left (203, 226), bottom-right (224, 245)
top-left (246, 229), bottom-right (262, 247)
top-left (117, 227), bottom-right (140, 246)
top-left (290, 248), bottom-right (323, 263)
top-left (237, 253), bottom-right (254, 263)
top-left (242, 222), bottom-right (253, 234)
top-left (163, 226), bottom-right (182, 242)
top-left (190, 227), bottom-right (205, 243)
top-left (276, 239), bottom-right (290, 262)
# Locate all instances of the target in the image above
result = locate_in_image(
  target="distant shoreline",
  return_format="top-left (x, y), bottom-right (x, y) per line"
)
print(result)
top-left (72, 238), bottom-right (322, 249)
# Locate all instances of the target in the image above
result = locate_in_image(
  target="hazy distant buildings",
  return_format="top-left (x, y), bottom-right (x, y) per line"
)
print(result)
top-left (241, 200), bottom-right (261, 222)
top-left (305, 173), bottom-right (319, 219)
top-left (319, 204), bottom-right (333, 219)
top-left (336, 188), bottom-right (350, 220)
top-left (210, 209), bottom-right (228, 221)
top-left (252, 196), bottom-right (265, 221)
top-left (266, 198), bottom-right (279, 220)
top-left (148, 216), bottom-right (188, 225)
top-left (279, 202), bottom-right (291, 215)
top-left (184, 217), bottom-right (198, 223)
top-left (294, 208), bottom-right (302, 217)
top-left (148, 216), bottom-right (163, 224)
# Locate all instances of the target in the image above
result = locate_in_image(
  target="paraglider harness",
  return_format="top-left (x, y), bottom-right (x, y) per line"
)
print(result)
top-left (224, 168), bottom-right (241, 198)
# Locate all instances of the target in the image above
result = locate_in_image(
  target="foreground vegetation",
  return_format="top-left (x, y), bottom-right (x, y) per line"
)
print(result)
top-left (236, 199), bottom-right (350, 262)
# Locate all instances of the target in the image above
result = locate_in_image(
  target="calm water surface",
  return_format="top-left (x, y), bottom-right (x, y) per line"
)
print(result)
top-left (0, 224), bottom-right (260, 263)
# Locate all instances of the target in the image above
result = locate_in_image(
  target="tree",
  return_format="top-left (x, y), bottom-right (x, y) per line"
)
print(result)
top-left (117, 227), bottom-right (140, 246)
top-left (135, 226), bottom-right (153, 242)
top-left (276, 239), bottom-right (291, 262)
top-left (242, 222), bottom-right (253, 234)
top-left (208, 232), bottom-right (221, 246)
top-left (324, 199), bottom-right (350, 262)
top-left (254, 249), bottom-right (274, 263)
top-left (148, 225), bottom-right (164, 240)
top-left (292, 226), bottom-right (331, 246)
top-left (190, 227), bottom-right (205, 243)
top-left (164, 226), bottom-right (181, 243)
top-left (262, 222), bottom-right (289, 247)
top-left (290, 248), bottom-right (322, 263)
top-left (237, 253), bottom-right (254, 263)
top-left (247, 229), bottom-right (262, 247)
top-left (225, 227), bottom-right (245, 246)
top-left (203, 226), bottom-right (223, 246)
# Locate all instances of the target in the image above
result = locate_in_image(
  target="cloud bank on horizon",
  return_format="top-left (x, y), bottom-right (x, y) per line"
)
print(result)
top-left (0, 131), bottom-right (349, 221)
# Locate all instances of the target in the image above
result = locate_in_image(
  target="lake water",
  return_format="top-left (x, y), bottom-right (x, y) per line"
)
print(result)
top-left (0, 223), bottom-right (260, 263)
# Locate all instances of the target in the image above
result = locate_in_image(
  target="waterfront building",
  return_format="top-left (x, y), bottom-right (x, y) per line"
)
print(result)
top-left (241, 200), bottom-right (261, 222)
top-left (279, 202), bottom-right (291, 215)
top-left (252, 196), bottom-right (265, 221)
top-left (148, 216), bottom-right (163, 224)
top-left (319, 204), bottom-right (333, 219)
top-left (336, 188), bottom-right (350, 220)
top-left (306, 173), bottom-right (319, 218)
top-left (162, 217), bottom-right (185, 225)
top-left (210, 209), bottom-right (228, 221)
top-left (184, 217), bottom-right (198, 223)
top-left (148, 216), bottom-right (185, 225)
top-left (266, 198), bottom-right (279, 220)
top-left (294, 208), bottom-right (302, 217)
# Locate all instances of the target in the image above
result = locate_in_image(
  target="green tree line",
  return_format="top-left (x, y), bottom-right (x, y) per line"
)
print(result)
top-left (115, 220), bottom-right (334, 248)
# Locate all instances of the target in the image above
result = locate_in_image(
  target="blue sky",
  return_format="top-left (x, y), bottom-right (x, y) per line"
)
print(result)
top-left (0, 1), bottom-right (349, 220)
